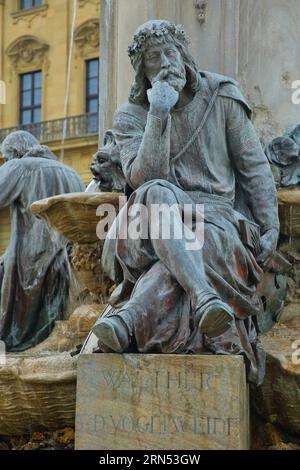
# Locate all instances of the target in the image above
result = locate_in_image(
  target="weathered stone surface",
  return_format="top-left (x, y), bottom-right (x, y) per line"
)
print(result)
top-left (278, 205), bottom-right (300, 237)
top-left (71, 242), bottom-right (113, 302)
top-left (0, 428), bottom-right (75, 451)
top-left (0, 353), bottom-right (76, 436)
top-left (75, 354), bottom-right (249, 450)
top-left (280, 302), bottom-right (300, 323)
top-left (254, 187), bottom-right (300, 438)
top-left (278, 190), bottom-right (300, 236)
top-left (251, 412), bottom-right (300, 450)
top-left (0, 304), bottom-right (103, 436)
top-left (29, 304), bottom-right (103, 353)
top-left (279, 236), bottom-right (300, 323)
top-left (278, 189), bottom-right (300, 205)
top-left (277, 193), bottom-right (300, 324)
top-left (252, 316), bottom-right (300, 436)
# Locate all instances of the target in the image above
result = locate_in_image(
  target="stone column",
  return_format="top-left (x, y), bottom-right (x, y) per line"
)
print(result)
top-left (237, 0), bottom-right (300, 139)
top-left (0, 0), bottom-right (5, 127)
top-left (99, 0), bottom-right (300, 141)
top-left (98, 0), bottom-right (118, 143)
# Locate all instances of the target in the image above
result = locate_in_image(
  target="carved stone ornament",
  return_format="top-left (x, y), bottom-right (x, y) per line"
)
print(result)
top-left (6, 36), bottom-right (49, 72)
top-left (194, 0), bottom-right (208, 24)
top-left (74, 19), bottom-right (100, 57)
top-left (78, 0), bottom-right (100, 10)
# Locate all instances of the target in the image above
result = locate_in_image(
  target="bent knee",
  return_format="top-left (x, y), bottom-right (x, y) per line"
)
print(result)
top-left (145, 180), bottom-right (178, 204)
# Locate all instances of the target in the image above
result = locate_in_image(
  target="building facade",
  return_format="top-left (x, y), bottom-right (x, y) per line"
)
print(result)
top-left (0, 0), bottom-right (100, 254)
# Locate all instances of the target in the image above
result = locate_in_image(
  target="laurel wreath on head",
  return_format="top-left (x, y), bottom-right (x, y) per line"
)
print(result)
top-left (128, 22), bottom-right (189, 59)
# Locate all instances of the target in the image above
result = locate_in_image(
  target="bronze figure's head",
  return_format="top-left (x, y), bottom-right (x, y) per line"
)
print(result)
top-left (1, 130), bottom-right (39, 161)
top-left (128, 20), bottom-right (200, 105)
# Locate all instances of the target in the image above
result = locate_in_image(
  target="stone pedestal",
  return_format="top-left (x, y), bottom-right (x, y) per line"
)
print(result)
top-left (75, 354), bottom-right (249, 450)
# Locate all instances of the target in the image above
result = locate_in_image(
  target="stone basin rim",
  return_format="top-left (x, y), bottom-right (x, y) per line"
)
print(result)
top-left (31, 191), bottom-right (121, 215)
top-left (277, 188), bottom-right (300, 205)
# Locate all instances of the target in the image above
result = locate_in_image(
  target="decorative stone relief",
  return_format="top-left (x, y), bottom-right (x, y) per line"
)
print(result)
top-left (194, 0), bottom-right (208, 24)
top-left (11, 3), bottom-right (48, 28)
top-left (74, 19), bottom-right (99, 57)
top-left (6, 36), bottom-right (49, 72)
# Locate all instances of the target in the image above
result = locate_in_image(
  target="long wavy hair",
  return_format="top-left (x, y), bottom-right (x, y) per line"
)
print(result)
top-left (129, 32), bottom-right (201, 105)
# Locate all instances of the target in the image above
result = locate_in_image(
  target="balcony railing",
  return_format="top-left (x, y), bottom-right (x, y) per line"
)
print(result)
top-left (0, 112), bottom-right (98, 144)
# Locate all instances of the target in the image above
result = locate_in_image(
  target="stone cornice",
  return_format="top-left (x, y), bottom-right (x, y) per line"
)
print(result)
top-left (11, 3), bottom-right (48, 27)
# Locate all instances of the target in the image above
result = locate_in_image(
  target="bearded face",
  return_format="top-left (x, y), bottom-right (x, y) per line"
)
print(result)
top-left (143, 42), bottom-right (187, 93)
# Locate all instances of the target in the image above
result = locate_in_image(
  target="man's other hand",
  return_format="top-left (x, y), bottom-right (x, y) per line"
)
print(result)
top-left (257, 227), bottom-right (279, 270)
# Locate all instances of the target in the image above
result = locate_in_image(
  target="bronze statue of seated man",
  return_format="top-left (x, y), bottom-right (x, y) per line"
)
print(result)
top-left (94, 20), bottom-right (281, 386)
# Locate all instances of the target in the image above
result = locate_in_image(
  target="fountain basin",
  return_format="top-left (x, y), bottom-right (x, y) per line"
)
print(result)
top-left (31, 191), bottom-right (121, 243)
top-left (31, 192), bottom-right (121, 300)
top-left (0, 304), bottom-right (103, 436)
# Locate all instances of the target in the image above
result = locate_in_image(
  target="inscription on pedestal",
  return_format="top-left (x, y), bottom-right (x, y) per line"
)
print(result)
top-left (75, 354), bottom-right (249, 450)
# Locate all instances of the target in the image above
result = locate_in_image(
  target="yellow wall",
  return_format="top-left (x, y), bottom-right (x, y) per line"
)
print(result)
top-left (0, 0), bottom-right (100, 255)
top-left (0, 0), bottom-right (100, 125)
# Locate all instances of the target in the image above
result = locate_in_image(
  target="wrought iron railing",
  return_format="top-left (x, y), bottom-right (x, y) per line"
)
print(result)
top-left (0, 112), bottom-right (98, 144)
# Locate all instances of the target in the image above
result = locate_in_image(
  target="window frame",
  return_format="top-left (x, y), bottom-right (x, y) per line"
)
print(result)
top-left (85, 57), bottom-right (99, 114)
top-left (19, 70), bottom-right (42, 126)
top-left (20, 0), bottom-right (43, 10)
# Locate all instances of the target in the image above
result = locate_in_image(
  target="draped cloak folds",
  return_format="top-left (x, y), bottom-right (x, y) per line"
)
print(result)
top-left (0, 146), bottom-right (85, 351)
top-left (101, 72), bottom-right (280, 385)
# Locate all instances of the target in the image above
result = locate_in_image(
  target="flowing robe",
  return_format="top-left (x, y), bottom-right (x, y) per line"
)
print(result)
top-left (102, 72), bottom-right (279, 385)
top-left (0, 146), bottom-right (85, 351)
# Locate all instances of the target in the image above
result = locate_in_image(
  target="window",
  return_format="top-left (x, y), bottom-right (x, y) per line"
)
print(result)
top-left (20, 0), bottom-right (42, 9)
top-left (20, 71), bottom-right (42, 125)
top-left (86, 58), bottom-right (99, 114)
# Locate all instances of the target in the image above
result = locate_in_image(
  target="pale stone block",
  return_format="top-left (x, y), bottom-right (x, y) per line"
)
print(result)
top-left (75, 354), bottom-right (249, 450)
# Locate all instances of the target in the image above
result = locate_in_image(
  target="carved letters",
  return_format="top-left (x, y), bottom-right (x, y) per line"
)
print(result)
top-left (75, 355), bottom-right (249, 449)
